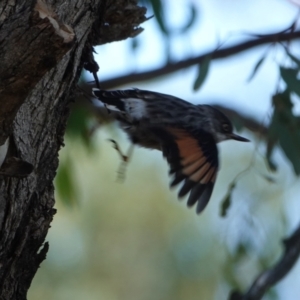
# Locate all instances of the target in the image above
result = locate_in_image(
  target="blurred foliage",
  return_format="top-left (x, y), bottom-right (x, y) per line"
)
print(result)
top-left (140, 0), bottom-right (198, 36)
top-left (30, 133), bottom-right (287, 300)
top-left (267, 90), bottom-right (300, 175)
top-left (66, 106), bottom-right (93, 148)
top-left (139, 0), bottom-right (199, 59)
top-left (264, 46), bottom-right (300, 176)
top-left (49, 1), bottom-right (300, 299)
top-left (247, 51), bottom-right (267, 82)
top-left (220, 181), bottom-right (236, 217)
top-left (55, 156), bottom-right (78, 207)
top-left (193, 55), bottom-right (211, 91)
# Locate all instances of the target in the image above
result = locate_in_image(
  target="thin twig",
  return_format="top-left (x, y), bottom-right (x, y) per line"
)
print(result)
top-left (97, 29), bottom-right (300, 89)
top-left (229, 222), bottom-right (300, 300)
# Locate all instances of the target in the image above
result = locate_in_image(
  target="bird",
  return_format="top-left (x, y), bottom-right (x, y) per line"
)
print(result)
top-left (92, 88), bottom-right (249, 214)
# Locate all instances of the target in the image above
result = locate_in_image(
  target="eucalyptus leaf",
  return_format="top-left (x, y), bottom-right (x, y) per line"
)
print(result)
top-left (193, 56), bottom-right (211, 91)
top-left (280, 67), bottom-right (300, 97)
top-left (285, 50), bottom-right (300, 70)
top-left (179, 3), bottom-right (197, 34)
top-left (247, 54), bottom-right (266, 82)
top-left (67, 107), bottom-right (92, 148)
top-left (55, 158), bottom-right (77, 207)
top-left (130, 37), bottom-right (139, 51)
top-left (279, 129), bottom-right (300, 175)
top-left (267, 91), bottom-right (300, 175)
top-left (266, 139), bottom-right (278, 172)
top-left (149, 0), bottom-right (169, 36)
top-left (220, 182), bottom-right (236, 217)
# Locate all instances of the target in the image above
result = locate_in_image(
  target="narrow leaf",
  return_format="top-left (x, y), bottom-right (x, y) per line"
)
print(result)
top-left (149, 0), bottom-right (169, 36)
top-left (265, 139), bottom-right (277, 172)
top-left (247, 54), bottom-right (266, 82)
top-left (179, 3), bottom-right (197, 34)
top-left (193, 56), bottom-right (211, 91)
top-left (220, 182), bottom-right (236, 217)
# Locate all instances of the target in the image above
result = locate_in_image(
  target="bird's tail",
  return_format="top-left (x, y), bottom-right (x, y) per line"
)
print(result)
top-left (92, 88), bottom-right (125, 112)
top-left (92, 88), bottom-right (148, 121)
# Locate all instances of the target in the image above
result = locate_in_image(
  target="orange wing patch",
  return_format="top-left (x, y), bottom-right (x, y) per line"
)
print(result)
top-left (167, 128), bottom-right (217, 185)
top-left (182, 157), bottom-right (206, 176)
top-left (156, 126), bottom-right (219, 214)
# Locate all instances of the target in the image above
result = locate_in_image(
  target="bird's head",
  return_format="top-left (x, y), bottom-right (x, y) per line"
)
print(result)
top-left (201, 105), bottom-right (249, 143)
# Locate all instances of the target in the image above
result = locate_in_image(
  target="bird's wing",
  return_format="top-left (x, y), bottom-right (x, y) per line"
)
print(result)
top-left (151, 126), bottom-right (219, 214)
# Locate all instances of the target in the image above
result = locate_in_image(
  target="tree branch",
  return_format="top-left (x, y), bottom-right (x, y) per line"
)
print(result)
top-left (229, 222), bottom-right (300, 300)
top-left (99, 29), bottom-right (300, 89)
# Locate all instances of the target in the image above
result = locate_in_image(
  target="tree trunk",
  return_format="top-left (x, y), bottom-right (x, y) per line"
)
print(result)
top-left (0, 0), bottom-right (147, 299)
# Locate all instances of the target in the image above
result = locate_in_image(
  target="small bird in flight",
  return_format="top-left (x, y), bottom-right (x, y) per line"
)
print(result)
top-left (92, 88), bottom-right (249, 214)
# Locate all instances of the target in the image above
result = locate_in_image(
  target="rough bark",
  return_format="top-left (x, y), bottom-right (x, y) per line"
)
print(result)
top-left (0, 0), bottom-right (147, 299)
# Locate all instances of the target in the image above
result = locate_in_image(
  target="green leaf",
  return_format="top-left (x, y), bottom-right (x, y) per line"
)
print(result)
top-left (285, 50), bottom-right (300, 70)
top-left (193, 56), bottom-right (211, 91)
top-left (149, 0), bottom-right (169, 36)
top-left (267, 91), bottom-right (300, 175)
top-left (279, 131), bottom-right (300, 175)
top-left (265, 139), bottom-right (277, 172)
top-left (179, 3), bottom-right (197, 34)
top-left (220, 182), bottom-right (236, 217)
top-left (130, 37), bottom-right (139, 51)
top-left (55, 158), bottom-right (78, 207)
top-left (247, 53), bottom-right (266, 82)
top-left (66, 106), bottom-right (92, 148)
top-left (280, 67), bottom-right (300, 97)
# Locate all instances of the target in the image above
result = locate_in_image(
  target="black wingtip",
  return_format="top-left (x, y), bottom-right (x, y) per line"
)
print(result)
top-left (178, 180), bottom-right (196, 198)
top-left (196, 184), bottom-right (214, 214)
top-left (186, 183), bottom-right (214, 214)
top-left (170, 172), bottom-right (186, 187)
top-left (92, 88), bottom-right (102, 98)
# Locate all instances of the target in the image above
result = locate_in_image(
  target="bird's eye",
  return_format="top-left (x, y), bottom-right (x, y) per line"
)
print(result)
top-left (222, 123), bottom-right (230, 132)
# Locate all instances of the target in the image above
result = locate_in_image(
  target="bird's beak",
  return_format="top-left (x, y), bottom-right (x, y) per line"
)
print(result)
top-left (229, 133), bottom-right (250, 142)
